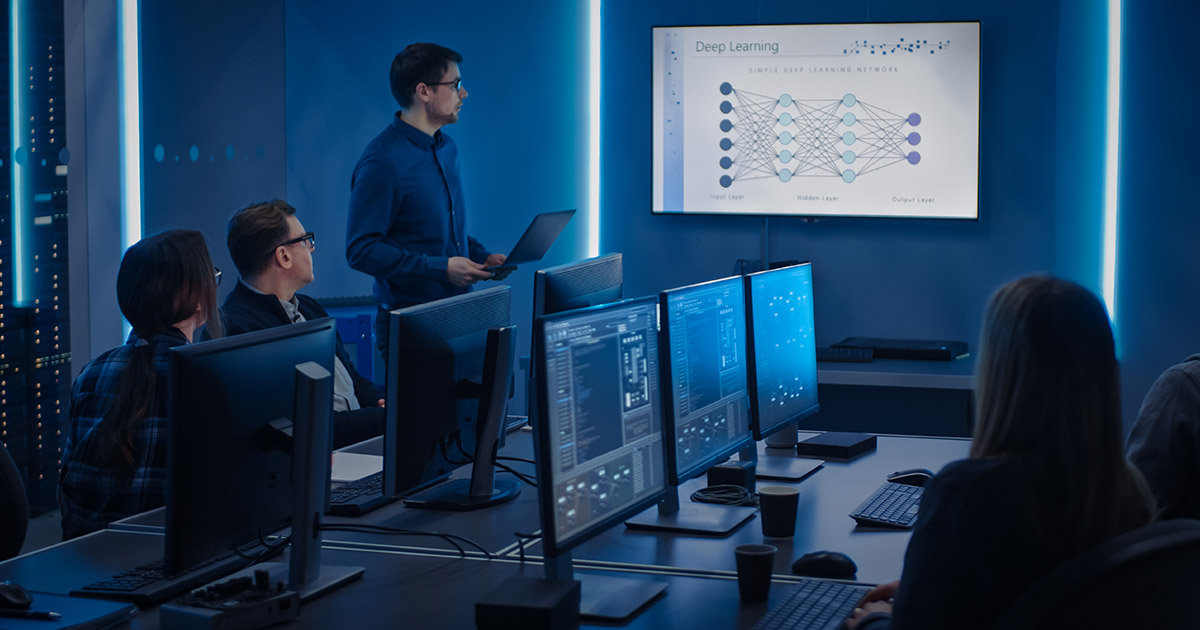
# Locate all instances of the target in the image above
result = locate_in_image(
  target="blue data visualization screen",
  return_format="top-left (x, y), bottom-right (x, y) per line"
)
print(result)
top-left (663, 277), bottom-right (752, 481)
top-left (747, 263), bottom-right (819, 436)
top-left (540, 299), bottom-right (667, 546)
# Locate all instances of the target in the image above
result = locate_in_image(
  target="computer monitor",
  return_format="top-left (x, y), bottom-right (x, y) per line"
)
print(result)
top-left (166, 319), bottom-right (335, 572)
top-left (744, 262), bottom-right (820, 441)
top-left (624, 276), bottom-right (756, 535)
top-left (533, 296), bottom-right (669, 620)
top-left (532, 252), bottom-right (623, 318)
top-left (385, 285), bottom-right (520, 510)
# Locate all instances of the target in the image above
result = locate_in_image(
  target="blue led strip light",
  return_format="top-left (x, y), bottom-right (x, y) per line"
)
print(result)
top-left (1102, 0), bottom-right (1121, 325)
top-left (587, 0), bottom-right (600, 257)
top-left (11, 0), bottom-right (29, 305)
top-left (117, 0), bottom-right (143, 251)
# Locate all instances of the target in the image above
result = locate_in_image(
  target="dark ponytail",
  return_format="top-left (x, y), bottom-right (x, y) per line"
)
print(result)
top-left (97, 230), bottom-right (222, 471)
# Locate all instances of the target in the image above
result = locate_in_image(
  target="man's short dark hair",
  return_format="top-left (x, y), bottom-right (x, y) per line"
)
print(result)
top-left (227, 199), bottom-right (297, 279)
top-left (390, 43), bottom-right (463, 108)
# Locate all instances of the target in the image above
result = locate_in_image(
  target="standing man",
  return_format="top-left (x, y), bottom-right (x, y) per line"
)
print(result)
top-left (223, 199), bottom-right (385, 449)
top-left (346, 43), bottom-right (508, 354)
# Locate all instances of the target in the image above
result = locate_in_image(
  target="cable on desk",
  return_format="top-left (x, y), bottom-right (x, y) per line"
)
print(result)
top-left (496, 456), bottom-right (535, 465)
top-left (449, 438), bottom-right (538, 486)
top-left (513, 531), bottom-right (542, 566)
top-left (317, 524), bottom-right (493, 560)
top-left (691, 484), bottom-right (758, 507)
top-left (439, 438), bottom-right (471, 466)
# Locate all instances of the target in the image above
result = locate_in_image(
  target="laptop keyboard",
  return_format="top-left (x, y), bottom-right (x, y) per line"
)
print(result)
top-left (849, 482), bottom-right (924, 529)
top-left (753, 577), bottom-right (870, 630)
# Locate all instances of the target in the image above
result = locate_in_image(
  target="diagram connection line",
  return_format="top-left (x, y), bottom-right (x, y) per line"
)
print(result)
top-left (717, 83), bottom-right (923, 188)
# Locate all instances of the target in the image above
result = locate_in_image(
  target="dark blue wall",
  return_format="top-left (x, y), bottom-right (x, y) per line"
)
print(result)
top-left (603, 0), bottom-right (1063, 352)
top-left (130, 0), bottom-right (1194, 427)
top-left (1117, 1), bottom-right (1200, 429)
top-left (140, 1), bottom-right (288, 306)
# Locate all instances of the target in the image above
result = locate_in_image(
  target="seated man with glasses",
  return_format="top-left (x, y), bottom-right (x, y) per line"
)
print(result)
top-left (219, 199), bottom-right (385, 449)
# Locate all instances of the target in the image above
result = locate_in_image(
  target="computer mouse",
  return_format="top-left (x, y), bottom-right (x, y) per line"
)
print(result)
top-left (791, 550), bottom-right (858, 579)
top-left (887, 468), bottom-right (935, 487)
top-left (0, 581), bottom-right (32, 610)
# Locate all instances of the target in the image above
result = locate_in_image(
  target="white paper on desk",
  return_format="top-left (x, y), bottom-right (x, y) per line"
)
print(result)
top-left (331, 452), bottom-right (384, 483)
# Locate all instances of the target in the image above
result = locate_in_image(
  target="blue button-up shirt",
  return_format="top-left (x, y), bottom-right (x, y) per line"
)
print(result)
top-left (346, 113), bottom-right (490, 309)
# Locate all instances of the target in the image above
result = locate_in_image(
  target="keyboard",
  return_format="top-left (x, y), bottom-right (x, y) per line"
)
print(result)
top-left (72, 549), bottom-right (252, 608)
top-left (816, 346), bottom-right (874, 363)
top-left (328, 471), bottom-right (392, 516)
top-left (753, 577), bottom-right (870, 630)
top-left (849, 482), bottom-right (924, 528)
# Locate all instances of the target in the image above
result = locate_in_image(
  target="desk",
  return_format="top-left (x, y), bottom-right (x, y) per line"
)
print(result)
top-left (1, 432), bottom-right (968, 628)
top-left (815, 357), bottom-right (975, 437)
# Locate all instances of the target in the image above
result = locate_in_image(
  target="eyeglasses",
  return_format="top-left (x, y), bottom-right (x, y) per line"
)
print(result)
top-left (427, 78), bottom-right (463, 91)
top-left (275, 231), bottom-right (316, 251)
top-left (213, 266), bottom-right (223, 286)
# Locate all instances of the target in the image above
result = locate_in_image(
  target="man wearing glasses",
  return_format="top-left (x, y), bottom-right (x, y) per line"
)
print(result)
top-left (220, 199), bottom-right (385, 448)
top-left (346, 42), bottom-right (508, 354)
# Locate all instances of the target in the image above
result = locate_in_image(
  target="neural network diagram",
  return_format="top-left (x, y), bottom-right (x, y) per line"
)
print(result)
top-left (717, 82), bottom-right (923, 188)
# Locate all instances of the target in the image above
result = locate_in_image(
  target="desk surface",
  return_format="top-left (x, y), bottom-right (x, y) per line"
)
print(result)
top-left (4, 431), bottom-right (969, 628)
top-left (818, 356), bottom-right (975, 390)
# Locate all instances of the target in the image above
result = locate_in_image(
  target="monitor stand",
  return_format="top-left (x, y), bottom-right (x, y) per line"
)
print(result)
top-left (740, 443), bottom-right (824, 482)
top-left (227, 363), bottom-right (365, 602)
top-left (405, 326), bottom-right (522, 511)
top-left (545, 551), bottom-right (667, 621)
top-left (624, 486), bottom-right (755, 536)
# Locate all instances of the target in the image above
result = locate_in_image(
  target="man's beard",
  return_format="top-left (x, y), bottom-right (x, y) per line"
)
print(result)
top-left (427, 102), bottom-right (459, 126)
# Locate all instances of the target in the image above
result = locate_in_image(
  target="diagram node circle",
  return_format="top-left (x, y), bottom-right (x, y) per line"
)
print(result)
top-left (720, 101), bottom-right (733, 114)
top-left (779, 112), bottom-right (793, 126)
top-left (778, 131), bottom-right (793, 145)
top-left (842, 150), bottom-right (856, 164)
top-left (779, 94), bottom-right (793, 107)
top-left (907, 152), bottom-right (921, 165)
top-left (843, 93), bottom-right (857, 107)
top-left (779, 150), bottom-right (793, 164)
top-left (720, 82), bottom-right (733, 95)
top-left (842, 131), bottom-right (856, 145)
top-left (907, 132), bottom-right (921, 145)
top-left (720, 156), bottom-right (733, 169)
top-left (842, 113), bottom-right (856, 126)
top-left (842, 169), bottom-right (856, 183)
top-left (778, 169), bottom-right (793, 182)
top-left (908, 112), bottom-right (922, 126)
top-left (720, 175), bottom-right (733, 188)
top-left (720, 119), bottom-right (733, 132)
top-left (720, 138), bottom-right (733, 151)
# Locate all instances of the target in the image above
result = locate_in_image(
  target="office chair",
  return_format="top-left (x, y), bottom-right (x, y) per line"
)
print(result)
top-left (992, 518), bottom-right (1200, 629)
top-left (0, 441), bottom-right (29, 560)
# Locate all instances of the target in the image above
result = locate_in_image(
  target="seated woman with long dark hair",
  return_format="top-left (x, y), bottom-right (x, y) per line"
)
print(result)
top-left (59, 230), bottom-right (223, 539)
top-left (848, 275), bottom-right (1155, 630)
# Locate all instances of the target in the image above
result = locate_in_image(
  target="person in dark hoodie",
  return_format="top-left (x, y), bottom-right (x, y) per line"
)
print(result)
top-left (220, 199), bottom-right (384, 449)
top-left (1126, 353), bottom-right (1200, 519)
top-left (847, 275), bottom-right (1154, 630)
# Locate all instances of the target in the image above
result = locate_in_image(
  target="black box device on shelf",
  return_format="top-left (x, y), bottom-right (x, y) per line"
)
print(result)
top-left (832, 337), bottom-right (968, 361)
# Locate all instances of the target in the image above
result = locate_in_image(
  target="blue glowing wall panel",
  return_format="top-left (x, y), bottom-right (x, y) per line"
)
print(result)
top-left (139, 1), bottom-right (287, 290)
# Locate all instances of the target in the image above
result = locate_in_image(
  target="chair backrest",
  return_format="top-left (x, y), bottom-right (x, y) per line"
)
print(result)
top-left (0, 442), bottom-right (29, 560)
top-left (993, 519), bottom-right (1200, 630)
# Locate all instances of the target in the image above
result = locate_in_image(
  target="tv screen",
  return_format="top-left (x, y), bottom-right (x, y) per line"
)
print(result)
top-left (652, 22), bottom-right (980, 219)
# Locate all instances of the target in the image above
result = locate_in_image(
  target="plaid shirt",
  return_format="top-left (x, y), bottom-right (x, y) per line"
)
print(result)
top-left (59, 328), bottom-right (188, 539)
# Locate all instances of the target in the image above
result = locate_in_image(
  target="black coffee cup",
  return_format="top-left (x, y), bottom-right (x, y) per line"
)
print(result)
top-left (758, 485), bottom-right (800, 538)
top-left (735, 543), bottom-right (777, 602)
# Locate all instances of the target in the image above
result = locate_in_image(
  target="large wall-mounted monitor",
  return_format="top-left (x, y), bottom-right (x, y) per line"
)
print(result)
top-left (652, 22), bottom-right (980, 219)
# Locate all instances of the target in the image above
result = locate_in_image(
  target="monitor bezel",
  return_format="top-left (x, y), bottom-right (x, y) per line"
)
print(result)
top-left (743, 262), bottom-right (821, 440)
top-left (659, 276), bottom-right (754, 485)
top-left (533, 296), bottom-right (669, 558)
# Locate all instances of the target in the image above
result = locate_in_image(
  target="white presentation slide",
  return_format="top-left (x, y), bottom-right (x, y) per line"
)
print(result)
top-left (652, 23), bottom-right (980, 219)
